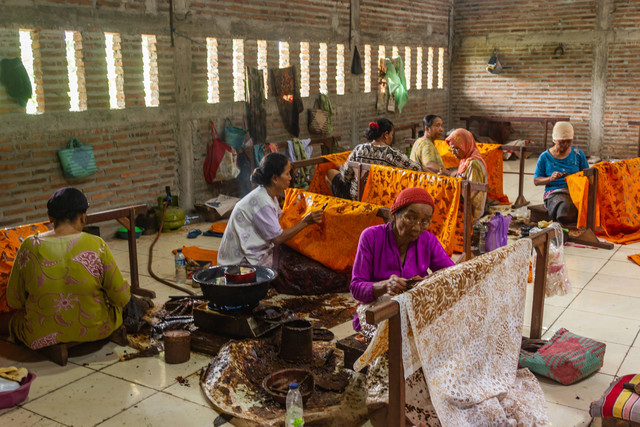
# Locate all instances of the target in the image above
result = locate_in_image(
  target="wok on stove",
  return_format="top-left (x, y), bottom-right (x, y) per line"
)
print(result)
top-left (193, 265), bottom-right (277, 311)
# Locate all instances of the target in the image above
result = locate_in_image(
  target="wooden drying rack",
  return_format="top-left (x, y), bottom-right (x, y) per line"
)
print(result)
top-left (365, 227), bottom-right (556, 427)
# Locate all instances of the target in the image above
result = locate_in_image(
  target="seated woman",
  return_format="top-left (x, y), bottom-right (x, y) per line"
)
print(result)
top-left (410, 114), bottom-right (450, 175)
top-left (217, 152), bottom-right (323, 268)
top-left (326, 118), bottom-right (422, 200)
top-left (5, 187), bottom-right (130, 351)
top-left (447, 128), bottom-right (488, 220)
top-left (534, 121), bottom-right (588, 225)
top-left (350, 187), bottom-right (455, 333)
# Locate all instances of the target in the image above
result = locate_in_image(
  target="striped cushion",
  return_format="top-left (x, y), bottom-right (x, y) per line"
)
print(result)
top-left (590, 374), bottom-right (640, 422)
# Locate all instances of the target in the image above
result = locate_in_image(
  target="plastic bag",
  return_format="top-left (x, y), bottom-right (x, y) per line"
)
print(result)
top-left (485, 212), bottom-right (511, 252)
top-left (530, 223), bottom-right (571, 297)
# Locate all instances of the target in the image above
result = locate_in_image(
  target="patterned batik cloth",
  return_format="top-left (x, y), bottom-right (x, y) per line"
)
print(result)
top-left (308, 151), bottom-right (352, 195)
top-left (270, 66), bottom-right (303, 137)
top-left (360, 164), bottom-right (462, 256)
top-left (435, 140), bottom-right (510, 204)
top-left (245, 66), bottom-right (267, 145)
top-left (279, 188), bottom-right (384, 273)
top-left (7, 232), bottom-right (130, 349)
top-left (567, 158), bottom-right (640, 244)
top-left (355, 239), bottom-right (548, 426)
top-left (0, 222), bottom-right (53, 313)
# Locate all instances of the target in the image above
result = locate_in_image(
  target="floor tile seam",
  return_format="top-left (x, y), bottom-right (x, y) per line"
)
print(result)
top-left (19, 368), bottom-right (97, 407)
top-left (10, 406), bottom-right (72, 426)
top-left (159, 388), bottom-right (216, 411)
top-left (89, 368), bottom-right (163, 392)
top-left (575, 287), bottom-right (640, 300)
top-left (92, 389), bottom-right (162, 426)
top-left (557, 306), bottom-right (640, 324)
top-left (614, 344), bottom-right (636, 378)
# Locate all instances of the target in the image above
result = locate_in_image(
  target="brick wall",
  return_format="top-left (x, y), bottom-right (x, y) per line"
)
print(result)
top-left (451, 0), bottom-right (640, 159)
top-left (0, 0), bottom-right (452, 227)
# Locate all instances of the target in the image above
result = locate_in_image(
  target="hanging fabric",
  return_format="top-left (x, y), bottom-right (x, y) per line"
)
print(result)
top-left (245, 66), bottom-right (267, 145)
top-left (385, 57), bottom-right (408, 113)
top-left (270, 66), bottom-right (303, 137)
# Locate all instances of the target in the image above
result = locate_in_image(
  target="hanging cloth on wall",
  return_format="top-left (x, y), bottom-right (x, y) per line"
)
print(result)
top-left (385, 57), bottom-right (408, 113)
top-left (0, 58), bottom-right (32, 107)
top-left (245, 66), bottom-right (267, 145)
top-left (270, 66), bottom-right (304, 137)
top-left (317, 93), bottom-right (334, 134)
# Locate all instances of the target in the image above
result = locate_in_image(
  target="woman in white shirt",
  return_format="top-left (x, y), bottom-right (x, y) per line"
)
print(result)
top-left (217, 153), bottom-right (323, 267)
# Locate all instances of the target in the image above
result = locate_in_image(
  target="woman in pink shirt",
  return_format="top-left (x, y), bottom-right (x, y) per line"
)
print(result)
top-left (350, 187), bottom-right (454, 331)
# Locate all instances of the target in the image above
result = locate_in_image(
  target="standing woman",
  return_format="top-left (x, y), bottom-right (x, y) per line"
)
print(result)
top-left (217, 152), bottom-right (323, 268)
top-left (447, 128), bottom-right (488, 220)
top-left (410, 114), bottom-right (448, 174)
top-left (326, 118), bottom-right (422, 200)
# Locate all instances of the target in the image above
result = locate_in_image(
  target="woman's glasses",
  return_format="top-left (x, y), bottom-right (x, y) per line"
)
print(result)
top-left (402, 213), bottom-right (431, 229)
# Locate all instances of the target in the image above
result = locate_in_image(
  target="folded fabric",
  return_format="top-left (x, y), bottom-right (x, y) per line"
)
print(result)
top-left (0, 367), bottom-right (28, 383)
top-left (590, 373), bottom-right (640, 422)
top-left (628, 253), bottom-right (640, 266)
top-left (208, 222), bottom-right (228, 234)
top-left (172, 246), bottom-right (218, 264)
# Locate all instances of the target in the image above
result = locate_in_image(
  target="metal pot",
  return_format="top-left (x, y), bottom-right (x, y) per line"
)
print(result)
top-left (193, 265), bottom-right (276, 311)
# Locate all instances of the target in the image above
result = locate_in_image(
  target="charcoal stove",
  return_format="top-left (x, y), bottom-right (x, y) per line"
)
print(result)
top-left (193, 303), bottom-right (281, 338)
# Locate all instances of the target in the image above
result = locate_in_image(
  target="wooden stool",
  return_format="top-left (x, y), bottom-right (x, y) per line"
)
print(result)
top-left (528, 204), bottom-right (551, 223)
top-left (38, 325), bottom-right (128, 366)
top-left (336, 333), bottom-right (368, 371)
top-left (602, 418), bottom-right (640, 427)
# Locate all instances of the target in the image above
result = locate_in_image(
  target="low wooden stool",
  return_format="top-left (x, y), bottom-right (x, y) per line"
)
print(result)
top-left (336, 333), bottom-right (368, 371)
top-left (528, 204), bottom-right (551, 223)
top-left (602, 418), bottom-right (640, 427)
top-left (38, 325), bottom-right (128, 366)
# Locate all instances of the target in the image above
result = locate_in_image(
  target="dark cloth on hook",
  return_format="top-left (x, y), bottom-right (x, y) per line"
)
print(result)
top-left (245, 66), bottom-right (267, 145)
top-left (270, 66), bottom-right (303, 137)
top-left (351, 46), bottom-right (363, 75)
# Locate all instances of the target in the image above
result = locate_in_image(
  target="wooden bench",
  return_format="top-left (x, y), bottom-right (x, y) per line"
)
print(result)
top-left (365, 227), bottom-right (556, 426)
top-left (461, 116), bottom-right (570, 150)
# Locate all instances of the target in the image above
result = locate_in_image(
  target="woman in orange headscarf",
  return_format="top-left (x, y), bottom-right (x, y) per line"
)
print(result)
top-left (446, 128), bottom-right (488, 220)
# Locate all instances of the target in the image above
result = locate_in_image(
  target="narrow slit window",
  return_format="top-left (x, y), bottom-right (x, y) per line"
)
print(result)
top-left (104, 32), bottom-right (125, 109)
top-left (427, 47), bottom-right (434, 90)
top-left (232, 39), bottom-right (245, 102)
top-left (207, 37), bottom-right (219, 103)
top-left (336, 43), bottom-right (345, 95)
top-left (319, 43), bottom-right (328, 95)
top-left (364, 44), bottom-right (371, 93)
top-left (279, 41), bottom-right (289, 68)
top-left (377, 45), bottom-right (385, 79)
top-left (404, 46), bottom-right (411, 90)
top-left (299, 41), bottom-right (310, 97)
top-left (392, 46), bottom-right (399, 58)
top-left (18, 29), bottom-right (43, 114)
top-left (438, 47), bottom-right (444, 89)
top-left (65, 30), bottom-right (87, 112)
top-left (415, 47), bottom-right (423, 90)
top-left (257, 40), bottom-right (268, 98)
top-left (141, 34), bottom-right (159, 107)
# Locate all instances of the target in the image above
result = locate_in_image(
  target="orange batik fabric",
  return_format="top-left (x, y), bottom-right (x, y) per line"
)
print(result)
top-left (308, 151), bottom-right (352, 195)
top-left (434, 140), bottom-right (510, 204)
top-left (0, 222), bottom-right (53, 313)
top-left (567, 158), bottom-right (640, 244)
top-left (360, 164), bottom-right (462, 255)
top-left (280, 188), bottom-right (384, 272)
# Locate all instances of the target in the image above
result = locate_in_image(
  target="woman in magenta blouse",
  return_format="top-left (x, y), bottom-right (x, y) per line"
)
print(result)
top-left (350, 187), bottom-right (455, 330)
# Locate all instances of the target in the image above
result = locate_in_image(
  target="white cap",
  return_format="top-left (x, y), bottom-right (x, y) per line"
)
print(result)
top-left (552, 121), bottom-right (574, 140)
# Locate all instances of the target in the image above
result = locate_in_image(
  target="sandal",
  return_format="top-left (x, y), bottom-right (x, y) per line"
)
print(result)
top-left (187, 229), bottom-right (202, 239)
top-left (203, 230), bottom-right (223, 237)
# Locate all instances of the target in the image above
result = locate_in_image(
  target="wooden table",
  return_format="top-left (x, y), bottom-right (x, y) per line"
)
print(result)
top-left (461, 116), bottom-right (570, 150)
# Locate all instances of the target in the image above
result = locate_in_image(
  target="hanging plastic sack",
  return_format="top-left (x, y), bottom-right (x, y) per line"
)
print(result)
top-left (485, 212), bottom-right (511, 252)
top-left (384, 57), bottom-right (408, 113)
top-left (529, 223), bottom-right (572, 297)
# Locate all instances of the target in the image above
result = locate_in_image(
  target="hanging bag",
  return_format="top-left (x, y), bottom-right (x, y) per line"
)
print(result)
top-left (223, 118), bottom-right (248, 150)
top-left (57, 138), bottom-right (98, 179)
top-left (204, 121), bottom-right (240, 184)
top-left (307, 98), bottom-right (329, 135)
top-left (519, 328), bottom-right (605, 385)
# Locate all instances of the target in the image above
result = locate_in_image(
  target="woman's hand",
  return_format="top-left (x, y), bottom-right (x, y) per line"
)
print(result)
top-left (373, 274), bottom-right (408, 298)
top-left (549, 171), bottom-right (566, 182)
top-left (302, 210), bottom-right (323, 225)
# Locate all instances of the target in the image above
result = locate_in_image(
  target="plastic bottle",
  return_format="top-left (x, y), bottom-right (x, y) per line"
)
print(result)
top-left (175, 249), bottom-right (186, 285)
top-left (285, 382), bottom-right (304, 427)
top-left (478, 222), bottom-right (488, 254)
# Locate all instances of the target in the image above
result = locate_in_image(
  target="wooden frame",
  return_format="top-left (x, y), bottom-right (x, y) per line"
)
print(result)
top-left (461, 116), bottom-right (570, 150)
top-left (345, 161), bottom-right (488, 263)
top-left (629, 121), bottom-right (640, 158)
top-left (365, 227), bottom-right (556, 427)
top-left (86, 204), bottom-right (156, 298)
top-left (498, 145), bottom-right (540, 209)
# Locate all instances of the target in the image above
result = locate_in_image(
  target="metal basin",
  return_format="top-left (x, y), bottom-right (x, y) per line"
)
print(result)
top-left (193, 265), bottom-right (276, 311)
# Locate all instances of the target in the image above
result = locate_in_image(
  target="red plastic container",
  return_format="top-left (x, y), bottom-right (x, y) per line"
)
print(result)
top-left (0, 371), bottom-right (36, 409)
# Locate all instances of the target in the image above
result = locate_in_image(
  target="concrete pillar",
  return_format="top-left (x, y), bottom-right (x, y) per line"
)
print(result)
top-left (589, 0), bottom-right (614, 157)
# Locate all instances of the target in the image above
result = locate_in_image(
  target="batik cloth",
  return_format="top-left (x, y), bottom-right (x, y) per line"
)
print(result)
top-left (1, 222), bottom-right (53, 313)
top-left (217, 186), bottom-right (282, 267)
top-left (307, 151), bottom-right (352, 195)
top-left (271, 66), bottom-right (303, 137)
top-left (336, 143), bottom-right (422, 200)
top-left (435, 139), bottom-right (510, 204)
top-left (279, 188), bottom-right (384, 272)
top-left (245, 66), bottom-right (267, 145)
top-left (360, 164), bottom-right (462, 256)
top-left (567, 158), bottom-right (640, 244)
top-left (8, 232), bottom-right (130, 349)
top-left (410, 137), bottom-right (444, 170)
top-left (355, 239), bottom-right (548, 426)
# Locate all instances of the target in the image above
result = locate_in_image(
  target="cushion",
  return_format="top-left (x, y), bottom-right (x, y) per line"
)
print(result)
top-left (590, 374), bottom-right (640, 422)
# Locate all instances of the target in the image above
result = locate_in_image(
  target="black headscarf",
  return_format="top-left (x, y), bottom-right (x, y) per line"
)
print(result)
top-left (47, 187), bottom-right (89, 221)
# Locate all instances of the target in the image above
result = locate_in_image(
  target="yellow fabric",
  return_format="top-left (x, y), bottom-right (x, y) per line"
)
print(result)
top-left (0, 366), bottom-right (28, 382)
top-left (360, 164), bottom-right (462, 256)
top-left (279, 188), bottom-right (384, 272)
top-left (0, 222), bottom-right (53, 314)
top-left (435, 140), bottom-right (510, 204)
top-left (410, 137), bottom-right (444, 169)
top-left (307, 150), bottom-right (352, 195)
top-left (613, 374), bottom-right (640, 419)
top-left (567, 159), bottom-right (640, 244)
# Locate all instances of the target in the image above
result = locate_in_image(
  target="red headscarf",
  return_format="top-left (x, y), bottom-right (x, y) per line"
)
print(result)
top-left (446, 128), bottom-right (486, 175)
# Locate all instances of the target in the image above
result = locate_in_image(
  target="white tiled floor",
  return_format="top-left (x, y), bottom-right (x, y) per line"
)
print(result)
top-left (1, 155), bottom-right (639, 426)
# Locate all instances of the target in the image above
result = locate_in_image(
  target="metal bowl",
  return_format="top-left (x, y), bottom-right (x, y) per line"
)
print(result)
top-left (193, 265), bottom-right (276, 311)
top-left (262, 368), bottom-right (314, 405)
